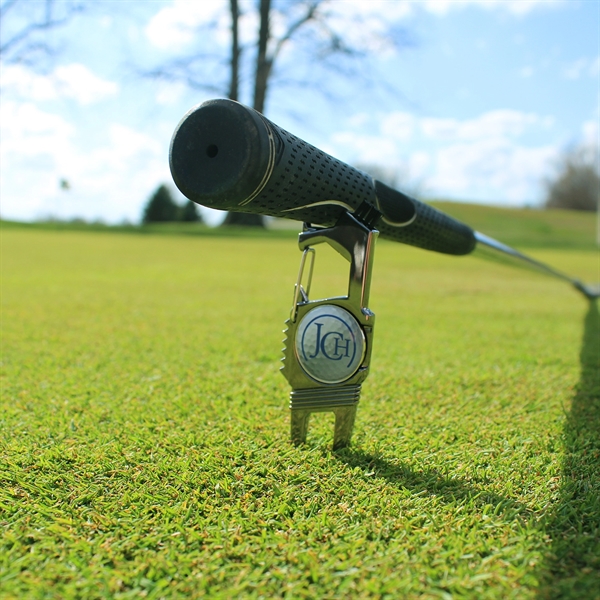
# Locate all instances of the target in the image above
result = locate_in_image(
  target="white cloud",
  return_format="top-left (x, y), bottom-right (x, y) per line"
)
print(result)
top-left (421, 110), bottom-right (541, 141)
top-left (564, 57), bottom-right (588, 80)
top-left (0, 63), bottom-right (118, 105)
top-left (563, 56), bottom-right (600, 80)
top-left (143, 0), bottom-right (568, 72)
top-left (145, 0), bottom-right (227, 50)
top-left (0, 101), bottom-right (75, 156)
top-left (0, 102), bottom-right (76, 217)
top-left (318, 0), bottom-right (564, 55)
top-left (423, 0), bottom-right (565, 16)
top-left (327, 108), bottom-right (562, 205)
top-left (0, 100), bottom-right (168, 223)
top-left (582, 119), bottom-right (599, 148)
top-left (314, 1), bottom-right (411, 58)
top-left (330, 132), bottom-right (399, 166)
top-left (409, 151), bottom-right (431, 180)
top-left (55, 64), bottom-right (119, 105)
top-left (381, 112), bottom-right (415, 141)
top-left (321, 0), bottom-right (560, 22)
top-left (324, 0), bottom-right (413, 23)
top-left (155, 80), bottom-right (189, 106)
top-left (347, 112), bottom-right (371, 129)
top-left (432, 138), bottom-right (557, 202)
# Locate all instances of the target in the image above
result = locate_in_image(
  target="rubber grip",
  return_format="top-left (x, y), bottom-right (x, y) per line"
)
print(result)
top-left (169, 99), bottom-right (476, 255)
top-left (373, 181), bottom-right (476, 255)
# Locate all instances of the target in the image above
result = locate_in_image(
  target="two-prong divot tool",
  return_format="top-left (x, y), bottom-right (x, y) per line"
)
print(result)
top-left (280, 208), bottom-right (379, 449)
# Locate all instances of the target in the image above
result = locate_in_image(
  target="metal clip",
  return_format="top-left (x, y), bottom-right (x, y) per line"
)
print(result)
top-left (280, 211), bottom-right (378, 449)
top-left (291, 247), bottom-right (315, 322)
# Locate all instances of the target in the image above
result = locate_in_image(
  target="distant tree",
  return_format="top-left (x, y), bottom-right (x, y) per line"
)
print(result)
top-left (354, 163), bottom-right (401, 189)
top-left (545, 145), bottom-right (599, 212)
top-left (222, 211), bottom-right (264, 226)
top-left (181, 199), bottom-right (202, 222)
top-left (142, 184), bottom-right (179, 223)
top-left (354, 162), bottom-right (427, 199)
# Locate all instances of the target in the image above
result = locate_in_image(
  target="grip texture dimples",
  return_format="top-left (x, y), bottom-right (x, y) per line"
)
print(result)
top-left (247, 116), bottom-right (377, 227)
top-left (374, 181), bottom-right (476, 255)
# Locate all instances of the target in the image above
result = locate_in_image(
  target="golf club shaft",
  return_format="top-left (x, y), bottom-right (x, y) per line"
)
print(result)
top-left (473, 232), bottom-right (597, 299)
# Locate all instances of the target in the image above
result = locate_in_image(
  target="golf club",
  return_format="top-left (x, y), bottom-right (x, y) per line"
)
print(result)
top-left (170, 98), bottom-right (598, 300)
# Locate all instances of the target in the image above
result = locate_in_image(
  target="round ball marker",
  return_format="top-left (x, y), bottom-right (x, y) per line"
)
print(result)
top-left (294, 305), bottom-right (366, 384)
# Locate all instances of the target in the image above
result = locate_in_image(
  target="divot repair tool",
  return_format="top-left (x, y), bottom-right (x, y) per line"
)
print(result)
top-left (280, 205), bottom-right (380, 449)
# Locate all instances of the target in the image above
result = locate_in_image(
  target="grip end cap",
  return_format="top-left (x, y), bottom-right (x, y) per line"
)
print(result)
top-left (169, 99), bottom-right (272, 210)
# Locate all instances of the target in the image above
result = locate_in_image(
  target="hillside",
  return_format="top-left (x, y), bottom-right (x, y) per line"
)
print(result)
top-left (430, 201), bottom-right (598, 250)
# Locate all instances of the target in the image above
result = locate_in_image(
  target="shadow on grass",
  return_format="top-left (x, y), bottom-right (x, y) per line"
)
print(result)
top-left (332, 303), bottom-right (599, 597)
top-left (334, 447), bottom-right (531, 519)
top-left (536, 301), bottom-right (600, 599)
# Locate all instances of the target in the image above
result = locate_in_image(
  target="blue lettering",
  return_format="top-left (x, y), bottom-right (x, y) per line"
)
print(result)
top-left (308, 322), bottom-right (323, 358)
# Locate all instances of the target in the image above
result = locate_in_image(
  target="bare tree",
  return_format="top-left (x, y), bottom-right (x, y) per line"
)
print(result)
top-left (229, 0), bottom-right (240, 101)
top-left (222, 0), bottom-right (269, 227)
top-left (545, 145), bottom-right (599, 212)
top-left (0, 0), bottom-right (85, 70)
top-left (145, 0), bottom-right (411, 226)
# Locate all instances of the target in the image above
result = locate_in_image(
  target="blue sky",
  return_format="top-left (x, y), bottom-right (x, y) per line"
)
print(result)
top-left (1, 0), bottom-right (598, 224)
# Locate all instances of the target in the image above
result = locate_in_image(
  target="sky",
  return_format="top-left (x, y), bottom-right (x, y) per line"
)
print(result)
top-left (0, 0), bottom-right (598, 225)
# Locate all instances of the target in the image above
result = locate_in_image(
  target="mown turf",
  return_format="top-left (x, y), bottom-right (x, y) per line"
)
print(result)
top-left (430, 202), bottom-right (598, 251)
top-left (1, 200), bottom-right (597, 251)
top-left (1, 217), bottom-right (599, 598)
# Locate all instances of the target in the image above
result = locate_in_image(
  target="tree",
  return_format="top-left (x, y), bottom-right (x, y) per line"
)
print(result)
top-left (229, 0), bottom-right (240, 101)
top-left (181, 199), bottom-right (202, 222)
top-left (545, 145), bottom-right (599, 212)
top-left (145, 0), bottom-right (410, 226)
top-left (142, 184), bottom-right (179, 223)
top-left (0, 0), bottom-right (85, 70)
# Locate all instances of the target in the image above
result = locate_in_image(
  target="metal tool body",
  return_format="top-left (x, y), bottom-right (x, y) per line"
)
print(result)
top-left (281, 210), bottom-right (378, 449)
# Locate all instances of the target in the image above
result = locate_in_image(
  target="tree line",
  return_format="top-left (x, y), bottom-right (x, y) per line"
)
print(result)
top-left (142, 185), bottom-right (202, 224)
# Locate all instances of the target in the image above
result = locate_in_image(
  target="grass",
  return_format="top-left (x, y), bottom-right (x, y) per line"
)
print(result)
top-left (429, 202), bottom-right (598, 250)
top-left (1, 200), bottom-right (597, 250)
top-left (1, 206), bottom-right (599, 598)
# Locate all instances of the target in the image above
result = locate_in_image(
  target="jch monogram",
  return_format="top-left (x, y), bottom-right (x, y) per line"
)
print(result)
top-left (295, 305), bottom-right (365, 385)
top-left (308, 322), bottom-right (352, 361)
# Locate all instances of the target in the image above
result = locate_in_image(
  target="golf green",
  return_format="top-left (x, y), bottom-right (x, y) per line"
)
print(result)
top-left (2, 222), bottom-right (598, 598)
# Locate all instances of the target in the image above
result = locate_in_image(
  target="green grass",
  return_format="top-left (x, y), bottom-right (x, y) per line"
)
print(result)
top-left (430, 202), bottom-right (598, 250)
top-left (0, 218), bottom-right (300, 240)
top-left (1, 200), bottom-right (597, 250)
top-left (1, 209), bottom-right (599, 598)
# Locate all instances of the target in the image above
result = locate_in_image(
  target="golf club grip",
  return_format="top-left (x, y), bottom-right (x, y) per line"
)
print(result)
top-left (170, 99), bottom-right (476, 255)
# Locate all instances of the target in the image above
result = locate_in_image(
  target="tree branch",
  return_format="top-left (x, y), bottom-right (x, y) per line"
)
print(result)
top-left (0, 0), bottom-right (85, 63)
top-left (269, 1), bottom-right (320, 64)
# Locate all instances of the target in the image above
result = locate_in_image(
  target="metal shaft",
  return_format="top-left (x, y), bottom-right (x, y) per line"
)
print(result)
top-left (473, 231), bottom-right (599, 300)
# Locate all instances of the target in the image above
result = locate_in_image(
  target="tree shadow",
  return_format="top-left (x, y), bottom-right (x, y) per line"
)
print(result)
top-left (334, 447), bottom-right (531, 520)
top-left (536, 301), bottom-right (600, 598)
